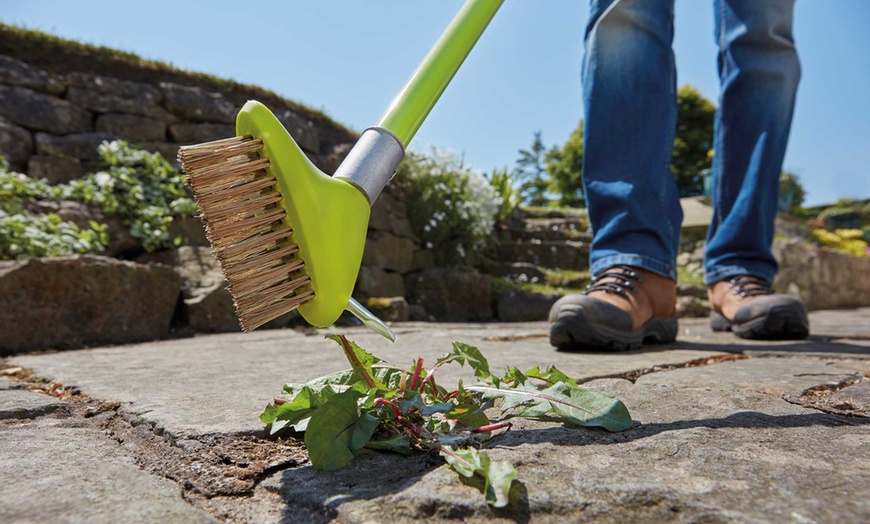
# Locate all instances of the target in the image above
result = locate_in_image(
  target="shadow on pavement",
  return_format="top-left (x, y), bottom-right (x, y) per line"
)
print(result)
top-left (272, 450), bottom-right (532, 524)
top-left (500, 410), bottom-right (869, 450)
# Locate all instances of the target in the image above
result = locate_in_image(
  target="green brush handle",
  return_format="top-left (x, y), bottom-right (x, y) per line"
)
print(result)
top-left (376, 0), bottom-right (504, 147)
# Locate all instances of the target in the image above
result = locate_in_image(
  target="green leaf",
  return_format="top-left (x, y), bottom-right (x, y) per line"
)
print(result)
top-left (365, 435), bottom-right (412, 456)
top-left (437, 342), bottom-right (496, 384)
top-left (304, 390), bottom-right (365, 471)
top-left (440, 446), bottom-right (516, 507)
top-left (282, 365), bottom-right (406, 399)
top-left (398, 390), bottom-right (453, 416)
top-left (351, 411), bottom-right (380, 453)
top-left (543, 382), bottom-right (632, 431)
top-left (467, 382), bottom-right (632, 432)
top-left (325, 334), bottom-right (383, 388)
top-left (261, 385), bottom-right (337, 435)
top-left (523, 365), bottom-right (578, 387)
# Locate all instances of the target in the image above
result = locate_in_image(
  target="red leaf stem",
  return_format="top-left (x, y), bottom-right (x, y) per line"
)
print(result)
top-left (470, 421), bottom-right (513, 434)
top-left (408, 357), bottom-right (424, 390)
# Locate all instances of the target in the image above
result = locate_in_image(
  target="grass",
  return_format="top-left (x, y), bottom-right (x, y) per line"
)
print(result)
top-left (491, 276), bottom-right (583, 296)
top-left (677, 267), bottom-right (705, 287)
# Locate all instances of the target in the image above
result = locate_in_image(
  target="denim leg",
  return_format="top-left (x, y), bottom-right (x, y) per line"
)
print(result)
top-left (582, 0), bottom-right (682, 281)
top-left (704, 0), bottom-right (801, 285)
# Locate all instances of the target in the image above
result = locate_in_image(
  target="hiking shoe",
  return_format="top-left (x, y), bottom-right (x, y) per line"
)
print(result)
top-left (548, 265), bottom-right (678, 351)
top-left (708, 275), bottom-right (809, 340)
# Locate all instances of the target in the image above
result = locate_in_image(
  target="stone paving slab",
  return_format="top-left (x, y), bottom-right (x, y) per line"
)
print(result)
top-left (2, 308), bottom-right (868, 523)
top-left (1, 375), bottom-right (17, 389)
top-left (248, 357), bottom-right (870, 523)
top-left (0, 416), bottom-right (218, 524)
top-left (8, 322), bottom-right (736, 437)
top-left (0, 388), bottom-right (65, 419)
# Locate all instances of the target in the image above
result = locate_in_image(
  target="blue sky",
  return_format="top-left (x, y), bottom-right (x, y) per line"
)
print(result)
top-left (3, 1), bottom-right (868, 207)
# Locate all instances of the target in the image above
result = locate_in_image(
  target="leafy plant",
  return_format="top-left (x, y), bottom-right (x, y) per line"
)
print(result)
top-left (486, 167), bottom-right (520, 223)
top-left (59, 141), bottom-right (197, 251)
top-left (1, 142), bottom-right (197, 257)
top-left (0, 210), bottom-right (107, 259)
top-left (261, 334), bottom-right (632, 507)
top-left (0, 159), bottom-right (108, 259)
top-left (394, 148), bottom-right (499, 266)
top-left (0, 163), bottom-right (55, 213)
top-left (811, 228), bottom-right (868, 257)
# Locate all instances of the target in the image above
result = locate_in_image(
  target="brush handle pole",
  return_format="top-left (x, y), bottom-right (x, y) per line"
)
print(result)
top-left (376, 0), bottom-right (503, 147)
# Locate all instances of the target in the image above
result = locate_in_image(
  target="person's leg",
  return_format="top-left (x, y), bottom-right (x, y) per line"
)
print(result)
top-left (705, 0), bottom-right (807, 339)
top-left (582, 0), bottom-right (683, 282)
top-left (549, 0), bottom-right (680, 350)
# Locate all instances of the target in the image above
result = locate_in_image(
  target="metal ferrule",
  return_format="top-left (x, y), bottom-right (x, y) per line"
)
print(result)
top-left (333, 127), bottom-right (405, 205)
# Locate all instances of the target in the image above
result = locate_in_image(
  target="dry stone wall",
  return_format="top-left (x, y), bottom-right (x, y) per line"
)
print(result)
top-left (0, 31), bottom-right (495, 352)
top-left (0, 55), bottom-right (348, 179)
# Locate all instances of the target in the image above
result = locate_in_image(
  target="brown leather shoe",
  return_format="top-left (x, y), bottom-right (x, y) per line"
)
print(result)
top-left (549, 265), bottom-right (678, 351)
top-left (708, 275), bottom-right (809, 340)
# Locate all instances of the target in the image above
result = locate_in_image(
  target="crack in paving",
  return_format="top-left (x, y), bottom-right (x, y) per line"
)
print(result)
top-left (576, 353), bottom-right (750, 384)
top-left (1, 365), bottom-right (308, 522)
top-left (783, 372), bottom-right (870, 418)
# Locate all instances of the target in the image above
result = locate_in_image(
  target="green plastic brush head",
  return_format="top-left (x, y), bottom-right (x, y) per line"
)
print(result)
top-left (181, 101), bottom-right (370, 329)
top-left (240, 101), bottom-right (371, 327)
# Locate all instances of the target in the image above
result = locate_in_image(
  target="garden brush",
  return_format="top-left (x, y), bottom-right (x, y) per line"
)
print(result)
top-left (179, 0), bottom-right (503, 341)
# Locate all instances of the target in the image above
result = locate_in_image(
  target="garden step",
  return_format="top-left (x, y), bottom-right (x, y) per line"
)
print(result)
top-left (495, 240), bottom-right (589, 271)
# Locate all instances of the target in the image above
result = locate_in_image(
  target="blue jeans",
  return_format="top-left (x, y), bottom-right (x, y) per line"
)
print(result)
top-left (582, 0), bottom-right (801, 285)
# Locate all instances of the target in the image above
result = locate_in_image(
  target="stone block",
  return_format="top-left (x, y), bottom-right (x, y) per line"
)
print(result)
top-left (35, 132), bottom-right (117, 161)
top-left (355, 265), bottom-right (406, 298)
top-left (137, 246), bottom-right (237, 333)
top-left (494, 288), bottom-right (561, 322)
top-left (369, 187), bottom-right (415, 239)
top-left (167, 216), bottom-right (209, 246)
top-left (0, 56), bottom-right (65, 95)
top-left (160, 82), bottom-right (236, 124)
top-left (168, 122), bottom-right (234, 144)
top-left (365, 296), bottom-right (409, 322)
top-left (27, 155), bottom-right (83, 183)
top-left (320, 142), bottom-right (352, 173)
top-left (66, 72), bottom-right (161, 103)
top-left (0, 117), bottom-right (33, 171)
top-left (773, 239), bottom-right (870, 310)
top-left (495, 240), bottom-right (589, 271)
top-left (0, 86), bottom-right (92, 134)
top-left (66, 87), bottom-right (175, 122)
top-left (363, 231), bottom-right (417, 274)
top-left (140, 141), bottom-right (180, 162)
top-left (0, 256), bottom-right (181, 354)
top-left (275, 109), bottom-right (320, 153)
top-left (95, 113), bottom-right (166, 142)
top-left (406, 268), bottom-right (492, 321)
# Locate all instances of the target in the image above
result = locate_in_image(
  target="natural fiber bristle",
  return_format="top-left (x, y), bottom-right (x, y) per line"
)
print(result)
top-left (178, 135), bottom-right (313, 331)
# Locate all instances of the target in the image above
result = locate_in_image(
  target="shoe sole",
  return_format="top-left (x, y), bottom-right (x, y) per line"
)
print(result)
top-left (710, 305), bottom-right (809, 340)
top-left (549, 304), bottom-right (678, 351)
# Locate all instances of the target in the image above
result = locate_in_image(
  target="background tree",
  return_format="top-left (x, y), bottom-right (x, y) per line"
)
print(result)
top-left (778, 171), bottom-right (806, 214)
top-left (513, 131), bottom-right (550, 207)
top-left (544, 120), bottom-right (585, 208)
top-left (517, 85), bottom-right (716, 208)
top-left (672, 85), bottom-right (716, 197)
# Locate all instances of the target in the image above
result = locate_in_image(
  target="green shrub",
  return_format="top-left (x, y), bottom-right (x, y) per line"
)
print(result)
top-left (394, 148), bottom-right (498, 266)
top-left (0, 161), bottom-right (55, 213)
top-left (486, 167), bottom-right (520, 223)
top-left (0, 141), bottom-right (197, 259)
top-left (0, 210), bottom-right (107, 259)
top-left (58, 141), bottom-right (197, 251)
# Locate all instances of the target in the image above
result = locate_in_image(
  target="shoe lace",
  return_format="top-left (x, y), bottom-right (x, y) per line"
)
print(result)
top-left (583, 265), bottom-right (641, 300)
top-left (728, 275), bottom-right (772, 300)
